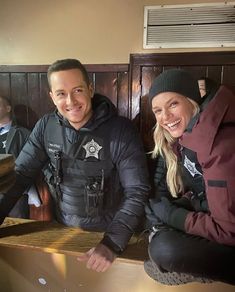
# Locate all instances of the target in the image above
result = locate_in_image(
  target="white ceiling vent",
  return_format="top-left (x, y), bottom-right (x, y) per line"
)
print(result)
top-left (143, 2), bottom-right (235, 49)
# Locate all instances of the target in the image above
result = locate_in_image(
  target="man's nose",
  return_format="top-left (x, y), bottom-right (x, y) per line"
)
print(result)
top-left (66, 93), bottom-right (76, 104)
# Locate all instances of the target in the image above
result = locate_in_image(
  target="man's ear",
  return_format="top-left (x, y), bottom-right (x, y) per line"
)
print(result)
top-left (89, 83), bottom-right (94, 98)
top-left (49, 91), bottom-right (56, 105)
top-left (6, 105), bottom-right (11, 114)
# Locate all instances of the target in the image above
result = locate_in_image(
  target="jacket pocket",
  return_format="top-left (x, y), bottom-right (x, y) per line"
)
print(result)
top-left (207, 179), bottom-right (229, 221)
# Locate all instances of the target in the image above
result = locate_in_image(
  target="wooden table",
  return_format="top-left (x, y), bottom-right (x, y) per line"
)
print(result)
top-left (0, 218), bottom-right (234, 292)
top-left (0, 217), bottom-right (147, 261)
top-left (0, 154), bottom-right (15, 193)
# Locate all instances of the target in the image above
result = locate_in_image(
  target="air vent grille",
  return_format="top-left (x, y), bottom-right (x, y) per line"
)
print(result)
top-left (143, 3), bottom-right (235, 48)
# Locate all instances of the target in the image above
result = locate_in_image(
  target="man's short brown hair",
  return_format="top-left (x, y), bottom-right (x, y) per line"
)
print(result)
top-left (47, 59), bottom-right (90, 88)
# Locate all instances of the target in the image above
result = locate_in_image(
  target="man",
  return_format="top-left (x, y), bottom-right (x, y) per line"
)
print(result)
top-left (0, 59), bottom-right (150, 272)
top-left (0, 96), bottom-right (31, 218)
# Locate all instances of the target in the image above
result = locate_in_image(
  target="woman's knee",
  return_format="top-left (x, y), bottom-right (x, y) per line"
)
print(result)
top-left (148, 230), bottom-right (182, 271)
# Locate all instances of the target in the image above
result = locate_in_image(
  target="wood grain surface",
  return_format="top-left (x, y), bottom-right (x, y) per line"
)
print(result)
top-left (0, 217), bottom-right (148, 263)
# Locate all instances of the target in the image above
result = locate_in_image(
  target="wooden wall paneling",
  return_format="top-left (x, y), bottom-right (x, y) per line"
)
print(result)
top-left (222, 65), bottom-right (235, 92)
top-left (10, 73), bottom-right (29, 128)
top-left (116, 71), bottom-right (129, 117)
top-left (129, 60), bottom-right (141, 125)
top-left (0, 73), bottom-right (10, 98)
top-left (39, 73), bottom-right (54, 119)
top-left (0, 65), bottom-right (49, 73)
top-left (95, 72), bottom-right (118, 107)
top-left (27, 73), bottom-right (41, 129)
top-left (88, 72), bottom-right (95, 88)
top-left (10, 73), bottom-right (28, 106)
top-left (207, 66), bottom-right (223, 84)
top-left (140, 66), bottom-right (159, 151)
top-left (180, 66), bottom-right (207, 79)
top-left (85, 65), bottom-right (129, 116)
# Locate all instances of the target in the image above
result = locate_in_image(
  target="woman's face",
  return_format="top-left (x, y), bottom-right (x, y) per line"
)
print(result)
top-left (152, 92), bottom-right (195, 138)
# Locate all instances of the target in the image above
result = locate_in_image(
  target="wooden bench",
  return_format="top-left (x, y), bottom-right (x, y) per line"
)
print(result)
top-left (0, 154), bottom-right (15, 193)
top-left (0, 218), bottom-right (234, 292)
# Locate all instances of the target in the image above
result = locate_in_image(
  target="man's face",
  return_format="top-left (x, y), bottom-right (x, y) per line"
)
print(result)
top-left (49, 69), bottom-right (93, 130)
top-left (0, 97), bottom-right (11, 123)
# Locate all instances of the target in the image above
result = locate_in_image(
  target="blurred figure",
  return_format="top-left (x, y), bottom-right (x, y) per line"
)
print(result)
top-left (0, 96), bottom-right (38, 217)
top-left (198, 77), bottom-right (218, 98)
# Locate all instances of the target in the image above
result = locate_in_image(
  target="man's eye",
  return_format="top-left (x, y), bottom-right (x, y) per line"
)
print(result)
top-left (74, 88), bottom-right (82, 94)
top-left (56, 92), bottom-right (65, 97)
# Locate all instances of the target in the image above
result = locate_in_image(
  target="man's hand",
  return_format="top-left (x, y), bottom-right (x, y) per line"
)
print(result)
top-left (77, 243), bottom-right (117, 272)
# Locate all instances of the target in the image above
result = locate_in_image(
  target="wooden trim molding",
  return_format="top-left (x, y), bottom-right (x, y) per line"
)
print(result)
top-left (129, 51), bottom-right (235, 66)
top-left (0, 64), bottom-right (129, 73)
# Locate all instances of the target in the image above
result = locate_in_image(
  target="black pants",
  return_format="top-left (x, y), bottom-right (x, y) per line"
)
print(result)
top-left (148, 227), bottom-right (235, 285)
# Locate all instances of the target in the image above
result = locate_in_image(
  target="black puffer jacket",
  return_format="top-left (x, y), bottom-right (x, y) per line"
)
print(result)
top-left (5, 124), bottom-right (30, 158)
top-left (0, 94), bottom-right (150, 253)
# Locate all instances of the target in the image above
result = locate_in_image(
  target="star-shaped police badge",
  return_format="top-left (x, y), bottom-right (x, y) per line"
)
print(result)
top-left (83, 139), bottom-right (102, 159)
top-left (184, 155), bottom-right (202, 177)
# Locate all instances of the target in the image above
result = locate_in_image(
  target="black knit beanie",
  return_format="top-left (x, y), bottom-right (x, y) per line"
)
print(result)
top-left (149, 69), bottom-right (201, 104)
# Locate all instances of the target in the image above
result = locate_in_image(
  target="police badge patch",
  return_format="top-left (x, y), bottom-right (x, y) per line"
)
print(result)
top-left (184, 155), bottom-right (202, 177)
top-left (83, 139), bottom-right (102, 159)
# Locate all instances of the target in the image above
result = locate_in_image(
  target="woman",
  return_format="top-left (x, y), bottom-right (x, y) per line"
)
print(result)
top-left (145, 69), bottom-right (235, 285)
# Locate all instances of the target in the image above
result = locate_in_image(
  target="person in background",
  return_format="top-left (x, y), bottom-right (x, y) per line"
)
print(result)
top-left (144, 69), bottom-right (235, 285)
top-left (0, 96), bottom-right (40, 217)
top-left (198, 76), bottom-right (219, 98)
top-left (0, 59), bottom-right (150, 272)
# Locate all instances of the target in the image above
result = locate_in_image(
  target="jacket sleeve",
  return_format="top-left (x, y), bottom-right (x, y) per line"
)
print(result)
top-left (102, 118), bottom-right (150, 253)
top-left (145, 155), bottom-right (172, 228)
top-left (184, 138), bottom-right (235, 246)
top-left (0, 117), bottom-right (49, 222)
top-left (6, 126), bottom-right (30, 158)
top-left (153, 155), bottom-right (172, 199)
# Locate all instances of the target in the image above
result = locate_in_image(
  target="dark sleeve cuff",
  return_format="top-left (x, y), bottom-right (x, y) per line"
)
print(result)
top-left (169, 207), bottom-right (189, 231)
top-left (100, 236), bottom-right (123, 255)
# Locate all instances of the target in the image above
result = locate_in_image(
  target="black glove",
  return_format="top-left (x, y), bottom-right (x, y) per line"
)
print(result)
top-left (149, 197), bottom-right (189, 231)
top-left (173, 196), bottom-right (194, 211)
top-left (191, 192), bottom-right (209, 212)
top-left (145, 203), bottom-right (164, 228)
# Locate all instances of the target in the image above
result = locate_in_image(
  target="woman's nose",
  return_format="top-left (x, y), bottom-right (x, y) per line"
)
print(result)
top-left (162, 109), bottom-right (172, 120)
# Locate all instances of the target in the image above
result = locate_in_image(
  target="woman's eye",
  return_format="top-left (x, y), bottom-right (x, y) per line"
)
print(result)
top-left (169, 102), bottom-right (177, 108)
top-left (154, 109), bottom-right (161, 115)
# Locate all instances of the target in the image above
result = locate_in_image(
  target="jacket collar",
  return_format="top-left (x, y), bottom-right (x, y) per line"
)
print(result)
top-left (180, 86), bottom-right (234, 155)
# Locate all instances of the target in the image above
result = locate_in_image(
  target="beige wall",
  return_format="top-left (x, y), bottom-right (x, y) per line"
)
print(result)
top-left (0, 0), bottom-right (233, 65)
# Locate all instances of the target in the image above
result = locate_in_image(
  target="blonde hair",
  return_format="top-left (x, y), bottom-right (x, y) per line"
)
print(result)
top-left (151, 98), bottom-right (200, 197)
